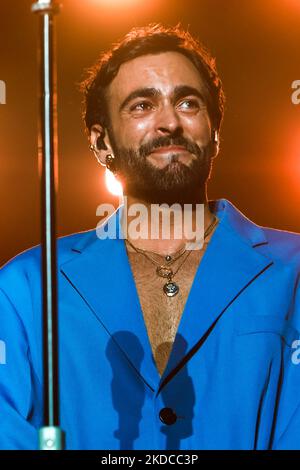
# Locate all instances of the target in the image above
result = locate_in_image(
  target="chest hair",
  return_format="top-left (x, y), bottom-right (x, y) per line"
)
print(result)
top-left (126, 249), bottom-right (206, 376)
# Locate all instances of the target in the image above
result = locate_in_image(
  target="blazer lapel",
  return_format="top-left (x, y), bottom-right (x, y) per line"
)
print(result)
top-left (60, 208), bottom-right (160, 392)
top-left (160, 200), bottom-right (274, 388)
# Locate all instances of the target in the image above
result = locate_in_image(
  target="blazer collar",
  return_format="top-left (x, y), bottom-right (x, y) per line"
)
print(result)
top-left (60, 199), bottom-right (273, 392)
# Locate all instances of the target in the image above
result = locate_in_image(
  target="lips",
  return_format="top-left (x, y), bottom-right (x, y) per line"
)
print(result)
top-left (149, 146), bottom-right (189, 155)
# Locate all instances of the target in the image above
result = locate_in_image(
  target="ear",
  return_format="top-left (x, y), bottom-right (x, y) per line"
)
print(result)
top-left (90, 124), bottom-right (114, 166)
top-left (210, 129), bottom-right (220, 159)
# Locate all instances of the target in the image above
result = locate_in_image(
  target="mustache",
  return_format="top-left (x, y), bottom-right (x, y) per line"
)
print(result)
top-left (138, 135), bottom-right (203, 158)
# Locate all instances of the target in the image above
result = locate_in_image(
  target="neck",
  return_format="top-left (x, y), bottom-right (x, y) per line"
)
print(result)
top-left (120, 188), bottom-right (215, 256)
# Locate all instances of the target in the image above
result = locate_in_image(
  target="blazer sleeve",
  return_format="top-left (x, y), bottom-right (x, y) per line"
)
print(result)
top-left (272, 272), bottom-right (300, 450)
top-left (273, 402), bottom-right (300, 449)
top-left (0, 273), bottom-right (41, 449)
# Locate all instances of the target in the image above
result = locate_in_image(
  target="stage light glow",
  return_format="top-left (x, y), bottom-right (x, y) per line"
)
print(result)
top-left (288, 130), bottom-right (300, 184)
top-left (71, 0), bottom-right (161, 26)
top-left (105, 168), bottom-right (123, 196)
top-left (90, 0), bottom-right (141, 7)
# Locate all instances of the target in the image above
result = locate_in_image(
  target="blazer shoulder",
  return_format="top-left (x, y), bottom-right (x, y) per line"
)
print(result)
top-left (217, 199), bottom-right (300, 269)
top-left (262, 226), bottom-right (300, 267)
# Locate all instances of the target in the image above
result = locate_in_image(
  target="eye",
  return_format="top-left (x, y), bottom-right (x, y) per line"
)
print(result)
top-left (178, 99), bottom-right (201, 111)
top-left (129, 101), bottom-right (153, 112)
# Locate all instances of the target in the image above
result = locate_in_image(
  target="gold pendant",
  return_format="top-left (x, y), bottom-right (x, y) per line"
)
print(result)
top-left (156, 266), bottom-right (173, 278)
top-left (163, 281), bottom-right (179, 297)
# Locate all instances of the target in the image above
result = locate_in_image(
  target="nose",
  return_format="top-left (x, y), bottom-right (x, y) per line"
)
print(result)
top-left (155, 104), bottom-right (183, 135)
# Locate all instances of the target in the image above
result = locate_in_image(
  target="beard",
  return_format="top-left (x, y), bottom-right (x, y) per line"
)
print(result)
top-left (108, 130), bottom-right (214, 205)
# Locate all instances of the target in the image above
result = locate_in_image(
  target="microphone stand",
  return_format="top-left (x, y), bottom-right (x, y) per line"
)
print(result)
top-left (31, 0), bottom-right (64, 450)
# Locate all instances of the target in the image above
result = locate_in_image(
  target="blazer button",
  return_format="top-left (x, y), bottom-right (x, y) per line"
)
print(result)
top-left (159, 407), bottom-right (177, 425)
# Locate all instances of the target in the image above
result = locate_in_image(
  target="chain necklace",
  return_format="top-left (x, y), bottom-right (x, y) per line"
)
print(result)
top-left (125, 215), bottom-right (219, 297)
top-left (128, 240), bottom-right (188, 273)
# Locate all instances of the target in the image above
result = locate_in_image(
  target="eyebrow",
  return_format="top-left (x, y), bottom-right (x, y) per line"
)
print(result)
top-left (172, 85), bottom-right (205, 104)
top-left (119, 85), bottom-right (206, 111)
top-left (119, 88), bottom-right (159, 111)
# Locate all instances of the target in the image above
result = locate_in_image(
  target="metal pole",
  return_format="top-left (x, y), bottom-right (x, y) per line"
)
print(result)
top-left (31, 0), bottom-right (64, 450)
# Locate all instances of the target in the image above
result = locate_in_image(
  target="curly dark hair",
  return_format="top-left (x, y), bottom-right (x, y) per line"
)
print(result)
top-left (81, 24), bottom-right (225, 134)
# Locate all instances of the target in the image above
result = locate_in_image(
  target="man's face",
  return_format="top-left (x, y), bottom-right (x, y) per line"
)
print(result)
top-left (106, 51), bottom-right (214, 203)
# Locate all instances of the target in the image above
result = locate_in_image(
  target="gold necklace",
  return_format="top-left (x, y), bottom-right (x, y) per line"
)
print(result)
top-left (126, 238), bottom-right (187, 279)
top-left (125, 215), bottom-right (219, 297)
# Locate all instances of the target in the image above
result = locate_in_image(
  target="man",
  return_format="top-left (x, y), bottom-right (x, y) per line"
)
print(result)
top-left (1, 24), bottom-right (300, 450)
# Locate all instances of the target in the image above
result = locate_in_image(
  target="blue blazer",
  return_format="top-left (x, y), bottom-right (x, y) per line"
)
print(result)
top-left (1, 199), bottom-right (300, 450)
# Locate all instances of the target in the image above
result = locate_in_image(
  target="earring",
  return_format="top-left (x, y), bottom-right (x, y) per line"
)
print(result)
top-left (105, 154), bottom-right (117, 173)
top-left (89, 136), bottom-right (107, 152)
